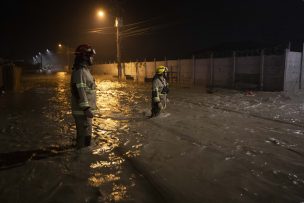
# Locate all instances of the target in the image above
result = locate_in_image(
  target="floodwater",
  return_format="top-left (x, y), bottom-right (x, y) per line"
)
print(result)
top-left (0, 73), bottom-right (304, 203)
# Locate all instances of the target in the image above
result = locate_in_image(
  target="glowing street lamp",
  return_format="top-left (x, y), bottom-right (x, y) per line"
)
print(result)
top-left (97, 10), bottom-right (105, 18)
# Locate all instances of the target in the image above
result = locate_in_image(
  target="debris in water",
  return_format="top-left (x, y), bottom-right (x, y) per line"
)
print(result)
top-left (225, 156), bottom-right (235, 161)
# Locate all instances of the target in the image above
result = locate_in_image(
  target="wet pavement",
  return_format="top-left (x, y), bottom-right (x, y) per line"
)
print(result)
top-left (0, 73), bottom-right (304, 203)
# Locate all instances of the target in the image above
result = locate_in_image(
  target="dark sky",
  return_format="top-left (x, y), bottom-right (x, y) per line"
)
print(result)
top-left (1, 0), bottom-right (304, 62)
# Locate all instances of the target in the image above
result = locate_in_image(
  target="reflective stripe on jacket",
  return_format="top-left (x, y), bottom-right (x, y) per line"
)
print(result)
top-left (152, 75), bottom-right (167, 103)
top-left (70, 66), bottom-right (97, 116)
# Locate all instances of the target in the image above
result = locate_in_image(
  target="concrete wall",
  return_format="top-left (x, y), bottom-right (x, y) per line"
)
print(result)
top-left (1, 65), bottom-right (22, 90)
top-left (263, 55), bottom-right (285, 91)
top-left (214, 57), bottom-right (233, 88)
top-left (0, 66), bottom-right (3, 88)
top-left (92, 63), bottom-right (117, 76)
top-left (301, 51), bottom-right (304, 90)
top-left (236, 56), bottom-right (261, 74)
top-left (180, 59), bottom-right (193, 85)
top-left (136, 61), bottom-right (146, 82)
top-left (123, 61), bottom-right (146, 82)
top-left (284, 51), bottom-right (302, 92)
top-left (124, 62), bottom-right (136, 76)
top-left (235, 56), bottom-right (261, 89)
top-left (146, 61), bottom-right (156, 78)
top-left (195, 59), bottom-right (209, 86)
top-left (167, 60), bottom-right (179, 84)
top-left (91, 52), bottom-right (304, 92)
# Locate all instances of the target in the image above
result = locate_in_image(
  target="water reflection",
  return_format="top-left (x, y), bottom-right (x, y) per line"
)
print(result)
top-left (95, 80), bottom-right (125, 116)
top-left (90, 153), bottom-right (124, 169)
top-left (3, 73), bottom-right (304, 202)
top-left (88, 173), bottom-right (120, 187)
top-left (41, 72), bottom-right (74, 146)
top-left (87, 79), bottom-right (143, 201)
top-left (20, 75), bottom-right (145, 201)
top-left (110, 184), bottom-right (128, 201)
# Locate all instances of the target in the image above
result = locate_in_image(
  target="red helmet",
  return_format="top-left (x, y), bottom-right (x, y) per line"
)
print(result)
top-left (75, 44), bottom-right (96, 56)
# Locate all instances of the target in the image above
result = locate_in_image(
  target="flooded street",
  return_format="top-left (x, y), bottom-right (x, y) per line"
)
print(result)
top-left (0, 73), bottom-right (304, 203)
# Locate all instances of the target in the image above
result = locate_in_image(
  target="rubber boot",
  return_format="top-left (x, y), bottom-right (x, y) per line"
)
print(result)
top-left (84, 136), bottom-right (91, 147)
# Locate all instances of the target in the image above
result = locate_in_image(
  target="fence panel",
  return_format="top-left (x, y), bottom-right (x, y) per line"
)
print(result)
top-left (195, 59), bottom-right (209, 86)
top-left (213, 57), bottom-right (233, 88)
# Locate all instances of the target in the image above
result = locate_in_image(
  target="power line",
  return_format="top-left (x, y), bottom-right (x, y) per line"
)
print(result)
top-left (121, 21), bottom-right (182, 38)
top-left (88, 15), bottom-right (166, 34)
top-left (122, 16), bottom-right (163, 28)
top-left (88, 16), bottom-right (183, 38)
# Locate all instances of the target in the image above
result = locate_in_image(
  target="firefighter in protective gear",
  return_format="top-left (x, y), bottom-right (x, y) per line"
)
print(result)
top-left (151, 65), bottom-right (169, 117)
top-left (70, 44), bottom-right (97, 149)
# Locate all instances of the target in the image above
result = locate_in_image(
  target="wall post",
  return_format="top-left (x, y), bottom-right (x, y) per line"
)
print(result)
top-left (283, 48), bottom-right (290, 92)
top-left (209, 52), bottom-right (214, 88)
top-left (232, 51), bottom-right (236, 88)
top-left (300, 43), bottom-right (304, 89)
top-left (136, 60), bottom-right (139, 83)
top-left (192, 55), bottom-right (196, 85)
top-left (260, 49), bottom-right (265, 91)
top-left (154, 58), bottom-right (156, 73)
top-left (178, 58), bottom-right (181, 85)
top-left (144, 58), bottom-right (147, 80)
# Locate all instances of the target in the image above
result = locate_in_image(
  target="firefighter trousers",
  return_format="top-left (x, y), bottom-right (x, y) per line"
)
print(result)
top-left (151, 101), bottom-right (161, 117)
top-left (73, 115), bottom-right (92, 149)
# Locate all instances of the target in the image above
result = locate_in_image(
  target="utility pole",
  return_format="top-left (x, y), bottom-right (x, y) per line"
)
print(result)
top-left (115, 17), bottom-right (123, 80)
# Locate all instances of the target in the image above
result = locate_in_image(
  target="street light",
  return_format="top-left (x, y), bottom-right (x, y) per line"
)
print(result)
top-left (96, 9), bottom-right (123, 80)
top-left (58, 43), bottom-right (71, 72)
top-left (97, 10), bottom-right (105, 18)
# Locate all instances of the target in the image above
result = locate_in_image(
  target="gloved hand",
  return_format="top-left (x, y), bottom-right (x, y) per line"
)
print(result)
top-left (157, 102), bottom-right (163, 110)
top-left (84, 108), bottom-right (94, 118)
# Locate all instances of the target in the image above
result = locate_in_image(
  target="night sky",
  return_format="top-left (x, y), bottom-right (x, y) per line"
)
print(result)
top-left (1, 0), bottom-right (304, 62)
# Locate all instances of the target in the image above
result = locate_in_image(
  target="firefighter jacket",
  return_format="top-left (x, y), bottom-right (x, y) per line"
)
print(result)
top-left (70, 66), bottom-right (97, 116)
top-left (152, 75), bottom-right (169, 103)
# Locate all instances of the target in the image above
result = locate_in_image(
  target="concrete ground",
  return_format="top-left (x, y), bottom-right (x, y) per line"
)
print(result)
top-left (0, 72), bottom-right (303, 203)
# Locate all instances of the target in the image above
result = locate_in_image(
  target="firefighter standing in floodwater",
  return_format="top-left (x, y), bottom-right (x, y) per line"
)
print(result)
top-left (70, 44), bottom-right (97, 149)
top-left (151, 65), bottom-right (169, 117)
